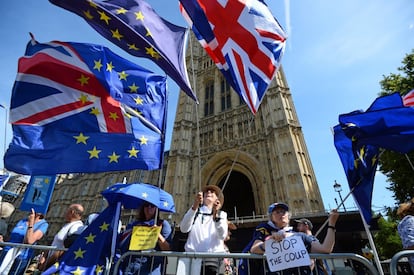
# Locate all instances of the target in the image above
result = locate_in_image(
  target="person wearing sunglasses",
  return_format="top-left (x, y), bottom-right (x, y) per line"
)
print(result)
top-left (0, 208), bottom-right (48, 275)
top-left (118, 201), bottom-right (172, 275)
top-left (239, 202), bottom-right (339, 275)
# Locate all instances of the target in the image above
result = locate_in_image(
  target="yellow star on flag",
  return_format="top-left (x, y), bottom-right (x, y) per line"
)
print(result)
top-left (90, 107), bottom-right (100, 115)
top-left (108, 152), bottom-right (120, 163)
top-left (77, 74), bottom-right (90, 86)
top-left (88, 146), bottom-right (101, 159)
top-left (116, 7), bottom-right (127, 14)
top-left (93, 59), bottom-right (103, 71)
top-left (127, 44), bottom-right (139, 51)
top-left (74, 248), bottom-right (86, 259)
top-left (134, 96), bottom-right (144, 105)
top-left (98, 10), bottom-right (111, 25)
top-left (74, 133), bottom-right (90, 144)
top-left (127, 147), bottom-right (139, 158)
top-left (95, 265), bottom-right (104, 274)
top-left (134, 11), bottom-right (144, 20)
top-left (106, 61), bottom-right (115, 72)
top-left (109, 112), bottom-right (119, 121)
top-left (83, 10), bottom-right (93, 20)
top-left (145, 47), bottom-right (160, 60)
top-left (100, 222), bottom-right (110, 231)
top-left (139, 136), bottom-right (148, 145)
top-left (118, 71), bottom-right (129, 81)
top-left (85, 233), bottom-right (96, 244)
top-left (129, 83), bottom-right (139, 93)
top-left (111, 29), bottom-right (123, 41)
top-left (72, 266), bottom-right (84, 275)
top-left (79, 94), bottom-right (89, 104)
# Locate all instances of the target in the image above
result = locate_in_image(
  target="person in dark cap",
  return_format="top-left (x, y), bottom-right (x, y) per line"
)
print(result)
top-left (295, 218), bottom-right (313, 233)
top-left (239, 202), bottom-right (339, 275)
top-left (177, 185), bottom-right (228, 275)
top-left (296, 218), bottom-right (331, 275)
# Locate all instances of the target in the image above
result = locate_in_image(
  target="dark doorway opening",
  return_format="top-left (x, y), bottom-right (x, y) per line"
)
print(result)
top-left (218, 171), bottom-right (255, 219)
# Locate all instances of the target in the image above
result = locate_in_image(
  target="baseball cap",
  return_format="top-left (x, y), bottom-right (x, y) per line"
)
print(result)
top-left (295, 218), bottom-right (313, 230)
top-left (268, 202), bottom-right (289, 214)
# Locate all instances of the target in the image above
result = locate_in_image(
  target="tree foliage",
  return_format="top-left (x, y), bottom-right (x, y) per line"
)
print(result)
top-left (373, 216), bottom-right (402, 260)
top-left (378, 49), bottom-right (414, 204)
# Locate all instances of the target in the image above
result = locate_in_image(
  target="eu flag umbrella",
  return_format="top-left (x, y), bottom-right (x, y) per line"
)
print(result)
top-left (102, 182), bottom-right (175, 213)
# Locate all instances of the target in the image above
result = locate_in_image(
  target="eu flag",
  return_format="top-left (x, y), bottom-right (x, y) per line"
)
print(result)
top-left (334, 125), bottom-right (379, 224)
top-left (4, 37), bottom-right (167, 175)
top-left (42, 205), bottom-right (117, 275)
top-left (179, 0), bottom-right (287, 114)
top-left (339, 93), bottom-right (414, 154)
top-left (49, 0), bottom-right (197, 102)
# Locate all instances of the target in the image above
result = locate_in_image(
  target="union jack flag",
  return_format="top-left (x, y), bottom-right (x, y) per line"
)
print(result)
top-left (4, 36), bottom-right (167, 175)
top-left (403, 89), bottom-right (414, 107)
top-left (50, 0), bottom-right (197, 102)
top-left (179, 0), bottom-right (287, 114)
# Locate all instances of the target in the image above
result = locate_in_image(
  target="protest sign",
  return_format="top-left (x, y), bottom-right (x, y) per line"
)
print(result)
top-left (129, 225), bottom-right (162, 251)
top-left (265, 235), bottom-right (311, 272)
top-left (20, 175), bottom-right (56, 214)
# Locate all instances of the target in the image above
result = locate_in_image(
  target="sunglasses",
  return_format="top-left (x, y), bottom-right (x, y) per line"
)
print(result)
top-left (143, 203), bottom-right (156, 208)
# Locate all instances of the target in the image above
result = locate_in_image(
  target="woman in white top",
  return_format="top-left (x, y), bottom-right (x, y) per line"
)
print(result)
top-left (177, 185), bottom-right (228, 275)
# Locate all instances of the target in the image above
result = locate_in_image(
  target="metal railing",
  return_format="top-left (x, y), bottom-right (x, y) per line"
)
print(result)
top-left (389, 250), bottom-right (414, 275)
top-left (0, 241), bottom-right (380, 274)
top-left (114, 251), bottom-right (379, 275)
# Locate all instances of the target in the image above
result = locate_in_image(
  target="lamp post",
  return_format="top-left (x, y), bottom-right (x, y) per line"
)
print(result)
top-left (333, 180), bottom-right (346, 212)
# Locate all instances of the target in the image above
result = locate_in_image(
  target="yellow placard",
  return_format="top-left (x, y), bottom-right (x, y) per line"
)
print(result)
top-left (129, 225), bottom-right (162, 251)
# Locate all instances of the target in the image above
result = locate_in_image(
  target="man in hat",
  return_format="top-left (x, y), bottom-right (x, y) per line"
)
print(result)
top-left (239, 202), bottom-right (339, 275)
top-left (177, 185), bottom-right (228, 275)
top-left (397, 198), bottom-right (414, 272)
top-left (295, 218), bottom-right (331, 275)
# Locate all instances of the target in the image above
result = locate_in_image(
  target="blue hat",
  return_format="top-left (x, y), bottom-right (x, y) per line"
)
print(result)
top-left (268, 202), bottom-right (289, 214)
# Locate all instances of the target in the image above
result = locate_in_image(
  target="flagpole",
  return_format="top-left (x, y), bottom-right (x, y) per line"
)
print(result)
top-left (106, 201), bottom-right (121, 275)
top-left (359, 208), bottom-right (385, 275)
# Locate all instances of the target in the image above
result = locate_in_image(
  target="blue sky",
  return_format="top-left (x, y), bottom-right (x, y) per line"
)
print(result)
top-left (0, 0), bottom-right (413, 214)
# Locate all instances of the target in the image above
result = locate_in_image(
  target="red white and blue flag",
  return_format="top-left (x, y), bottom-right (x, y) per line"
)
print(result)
top-left (179, 0), bottom-right (287, 114)
top-left (4, 36), bottom-right (167, 175)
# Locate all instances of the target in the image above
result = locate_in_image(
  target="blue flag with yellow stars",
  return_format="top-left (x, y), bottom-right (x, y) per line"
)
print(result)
top-left (338, 92), bottom-right (414, 154)
top-left (42, 205), bottom-right (117, 275)
top-left (4, 36), bottom-right (166, 175)
top-left (49, 0), bottom-right (197, 103)
top-left (334, 125), bottom-right (379, 224)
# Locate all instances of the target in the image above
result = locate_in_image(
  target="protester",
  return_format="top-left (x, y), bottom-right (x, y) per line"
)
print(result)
top-left (177, 185), bottom-right (228, 275)
top-left (295, 218), bottom-right (331, 275)
top-left (117, 202), bottom-right (172, 275)
top-left (239, 202), bottom-right (339, 275)
top-left (397, 197), bottom-right (414, 272)
top-left (0, 208), bottom-right (48, 275)
top-left (222, 221), bottom-right (237, 275)
top-left (38, 203), bottom-right (84, 271)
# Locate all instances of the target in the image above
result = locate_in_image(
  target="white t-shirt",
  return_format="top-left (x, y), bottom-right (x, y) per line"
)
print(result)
top-left (180, 205), bottom-right (228, 253)
top-left (49, 220), bottom-right (83, 255)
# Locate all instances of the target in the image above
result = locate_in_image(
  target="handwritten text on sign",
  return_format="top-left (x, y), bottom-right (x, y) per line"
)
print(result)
top-left (265, 235), bottom-right (311, 272)
top-left (129, 225), bottom-right (161, 251)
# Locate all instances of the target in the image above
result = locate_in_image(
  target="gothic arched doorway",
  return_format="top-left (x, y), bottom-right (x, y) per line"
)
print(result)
top-left (218, 171), bottom-right (255, 219)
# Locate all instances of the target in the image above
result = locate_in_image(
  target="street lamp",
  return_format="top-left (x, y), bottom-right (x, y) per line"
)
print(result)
top-left (333, 180), bottom-right (346, 212)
